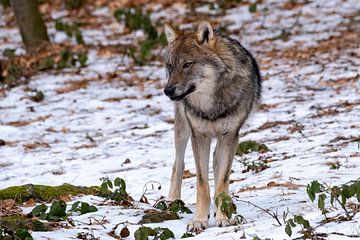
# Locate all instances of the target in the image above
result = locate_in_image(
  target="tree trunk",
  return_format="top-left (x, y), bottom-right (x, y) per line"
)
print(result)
top-left (11, 0), bottom-right (49, 50)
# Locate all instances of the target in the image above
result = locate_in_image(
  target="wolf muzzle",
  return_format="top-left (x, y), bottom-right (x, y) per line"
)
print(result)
top-left (164, 85), bottom-right (196, 101)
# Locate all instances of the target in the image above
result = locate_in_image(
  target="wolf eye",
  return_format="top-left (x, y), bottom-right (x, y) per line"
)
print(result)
top-left (167, 63), bottom-right (174, 72)
top-left (183, 62), bottom-right (193, 69)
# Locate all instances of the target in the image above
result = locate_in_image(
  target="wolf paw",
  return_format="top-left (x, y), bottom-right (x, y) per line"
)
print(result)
top-left (215, 211), bottom-right (234, 227)
top-left (216, 219), bottom-right (233, 227)
top-left (187, 220), bottom-right (208, 234)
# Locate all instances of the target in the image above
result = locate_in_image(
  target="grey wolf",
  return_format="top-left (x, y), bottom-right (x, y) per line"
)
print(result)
top-left (163, 21), bottom-right (262, 233)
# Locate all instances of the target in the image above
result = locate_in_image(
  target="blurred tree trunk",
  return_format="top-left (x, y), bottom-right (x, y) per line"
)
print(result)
top-left (11, 0), bottom-right (49, 50)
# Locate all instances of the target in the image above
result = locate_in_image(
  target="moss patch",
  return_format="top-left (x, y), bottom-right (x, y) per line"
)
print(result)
top-left (0, 184), bottom-right (99, 203)
top-left (236, 140), bottom-right (269, 156)
top-left (138, 210), bottom-right (180, 224)
top-left (0, 215), bottom-right (52, 232)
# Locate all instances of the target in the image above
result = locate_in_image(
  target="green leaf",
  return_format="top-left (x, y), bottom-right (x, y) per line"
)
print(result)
top-left (181, 232), bottom-right (194, 238)
top-left (31, 204), bottom-right (48, 217)
top-left (288, 218), bottom-right (296, 227)
top-left (114, 177), bottom-right (121, 186)
top-left (37, 57), bottom-right (54, 71)
top-left (3, 48), bottom-right (15, 59)
top-left (168, 200), bottom-right (192, 214)
top-left (75, 30), bottom-right (84, 44)
top-left (134, 227), bottom-right (155, 240)
top-left (153, 227), bottom-right (175, 240)
top-left (318, 193), bottom-right (326, 211)
top-left (31, 91), bottom-right (45, 102)
top-left (16, 229), bottom-right (33, 240)
top-left (47, 200), bottom-right (67, 220)
top-left (77, 52), bottom-right (87, 67)
top-left (357, 186), bottom-right (360, 202)
top-left (155, 201), bottom-right (167, 211)
top-left (249, 3), bottom-right (257, 13)
top-left (106, 179), bottom-right (113, 189)
top-left (71, 201), bottom-right (80, 211)
top-left (285, 222), bottom-right (292, 236)
top-left (80, 202), bottom-right (97, 214)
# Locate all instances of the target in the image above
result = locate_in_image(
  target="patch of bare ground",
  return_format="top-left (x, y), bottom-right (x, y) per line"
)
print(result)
top-left (23, 142), bottom-right (50, 150)
top-left (266, 30), bottom-right (359, 61)
top-left (310, 100), bottom-right (360, 118)
top-left (237, 181), bottom-right (303, 193)
top-left (4, 115), bottom-right (52, 127)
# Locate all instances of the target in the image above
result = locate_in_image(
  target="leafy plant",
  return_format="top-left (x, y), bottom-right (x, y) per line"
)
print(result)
top-left (57, 48), bottom-right (88, 69)
top-left (0, 0), bottom-right (10, 8)
top-left (307, 180), bottom-right (360, 220)
top-left (242, 160), bottom-right (269, 173)
top-left (154, 199), bottom-right (192, 214)
top-left (215, 192), bottom-right (237, 219)
top-left (30, 200), bottom-right (67, 221)
top-left (55, 19), bottom-right (84, 44)
top-left (37, 57), bottom-right (55, 71)
top-left (134, 226), bottom-right (174, 240)
top-left (236, 140), bottom-right (269, 156)
top-left (285, 215), bottom-right (314, 238)
top-left (134, 226), bottom-right (156, 240)
top-left (249, 2), bottom-right (257, 13)
top-left (71, 201), bottom-right (98, 215)
top-left (65, 0), bottom-right (85, 10)
top-left (181, 232), bottom-right (195, 238)
top-left (99, 177), bottom-right (133, 205)
top-left (30, 90), bottom-right (45, 102)
top-left (114, 7), bottom-right (166, 65)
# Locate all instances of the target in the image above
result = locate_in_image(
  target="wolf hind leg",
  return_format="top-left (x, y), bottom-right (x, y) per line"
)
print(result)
top-left (167, 106), bottom-right (190, 201)
top-left (187, 131), bottom-right (211, 233)
top-left (213, 133), bottom-right (239, 227)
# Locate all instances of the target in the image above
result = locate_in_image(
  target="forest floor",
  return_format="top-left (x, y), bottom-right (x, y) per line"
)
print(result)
top-left (1, 0), bottom-right (360, 239)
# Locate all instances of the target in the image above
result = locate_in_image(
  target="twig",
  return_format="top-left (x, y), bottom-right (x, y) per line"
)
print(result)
top-left (232, 195), bottom-right (282, 226)
top-left (90, 216), bottom-right (107, 229)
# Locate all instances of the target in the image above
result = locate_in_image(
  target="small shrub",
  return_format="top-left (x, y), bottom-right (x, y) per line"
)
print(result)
top-left (71, 201), bottom-right (98, 215)
top-left (99, 177), bottom-right (133, 205)
top-left (215, 192), bottom-right (237, 219)
top-left (154, 199), bottom-right (192, 214)
top-left (30, 200), bottom-right (67, 221)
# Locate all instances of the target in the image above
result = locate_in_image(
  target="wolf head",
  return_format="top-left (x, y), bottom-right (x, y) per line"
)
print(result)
top-left (163, 21), bottom-right (227, 101)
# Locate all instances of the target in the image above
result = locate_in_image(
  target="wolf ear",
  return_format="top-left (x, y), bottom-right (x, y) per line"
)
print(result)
top-left (164, 23), bottom-right (178, 44)
top-left (196, 21), bottom-right (215, 47)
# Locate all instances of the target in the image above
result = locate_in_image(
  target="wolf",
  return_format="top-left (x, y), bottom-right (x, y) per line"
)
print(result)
top-left (163, 21), bottom-right (261, 233)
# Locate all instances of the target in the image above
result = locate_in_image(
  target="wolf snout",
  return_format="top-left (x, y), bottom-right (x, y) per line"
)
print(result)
top-left (164, 86), bottom-right (176, 96)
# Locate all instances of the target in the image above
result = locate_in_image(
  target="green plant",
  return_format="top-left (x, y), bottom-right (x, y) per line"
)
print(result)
top-left (180, 232), bottom-right (195, 238)
top-left (65, 0), bottom-right (85, 10)
top-left (57, 48), bottom-right (88, 69)
top-left (215, 192), bottom-right (237, 219)
top-left (242, 160), bottom-right (269, 173)
top-left (249, 2), bottom-right (257, 13)
top-left (114, 7), bottom-right (166, 65)
top-left (306, 179), bottom-right (360, 220)
top-left (134, 226), bottom-right (174, 240)
top-left (236, 140), bottom-right (269, 156)
top-left (285, 215), bottom-right (314, 238)
top-left (71, 201), bottom-right (98, 215)
top-left (154, 199), bottom-right (192, 214)
top-left (0, 0), bottom-right (10, 8)
top-left (55, 19), bottom-right (84, 44)
top-left (30, 200), bottom-right (67, 221)
top-left (0, 228), bottom-right (33, 240)
top-left (99, 177), bottom-right (132, 205)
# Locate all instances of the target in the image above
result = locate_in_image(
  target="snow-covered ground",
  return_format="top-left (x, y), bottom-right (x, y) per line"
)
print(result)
top-left (1, 0), bottom-right (360, 239)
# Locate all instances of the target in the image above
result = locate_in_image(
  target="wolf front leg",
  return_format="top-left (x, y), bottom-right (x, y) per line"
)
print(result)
top-left (187, 130), bottom-right (211, 233)
top-left (213, 132), bottom-right (239, 227)
top-left (168, 104), bottom-right (190, 201)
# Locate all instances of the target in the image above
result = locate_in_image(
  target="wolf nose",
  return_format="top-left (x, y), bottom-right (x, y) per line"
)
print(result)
top-left (164, 87), bottom-right (176, 96)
